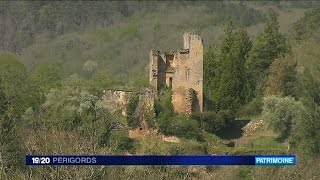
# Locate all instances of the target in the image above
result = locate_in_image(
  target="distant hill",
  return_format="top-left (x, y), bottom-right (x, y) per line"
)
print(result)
top-left (0, 1), bottom-right (310, 80)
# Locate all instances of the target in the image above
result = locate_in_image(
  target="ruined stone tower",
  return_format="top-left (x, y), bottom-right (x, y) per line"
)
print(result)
top-left (149, 32), bottom-right (203, 114)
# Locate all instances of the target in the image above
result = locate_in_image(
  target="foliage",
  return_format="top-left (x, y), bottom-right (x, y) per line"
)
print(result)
top-left (216, 110), bottom-right (234, 130)
top-left (171, 140), bottom-right (207, 154)
top-left (193, 110), bottom-right (234, 133)
top-left (0, 112), bottom-right (25, 175)
top-left (0, 1), bottom-right (267, 55)
top-left (135, 134), bottom-right (207, 155)
top-left (109, 129), bottom-right (134, 152)
top-left (204, 1), bottom-right (266, 26)
top-left (88, 70), bottom-right (118, 96)
top-left (251, 154), bottom-right (320, 180)
top-left (236, 97), bottom-right (262, 118)
top-left (155, 87), bottom-right (174, 118)
top-left (204, 19), bottom-right (251, 112)
top-left (203, 45), bottom-right (220, 110)
top-left (165, 115), bottom-right (199, 139)
top-left (135, 135), bottom-right (172, 154)
top-left (126, 94), bottom-right (140, 128)
top-left (155, 88), bottom-right (199, 139)
top-left (264, 54), bottom-right (297, 97)
top-left (262, 96), bottom-right (304, 139)
top-left (291, 102), bottom-right (320, 155)
top-left (291, 6), bottom-right (320, 41)
top-left (29, 63), bottom-right (63, 90)
top-left (29, 63), bottom-right (63, 105)
top-left (0, 55), bottom-right (30, 109)
top-left (126, 74), bottom-right (149, 91)
top-left (1, 2), bottom-right (320, 179)
top-left (262, 94), bottom-right (320, 155)
top-left (291, 68), bottom-right (320, 155)
top-left (0, 55), bottom-right (29, 175)
top-left (157, 112), bottom-right (199, 139)
top-left (143, 105), bottom-right (157, 129)
top-left (42, 75), bottom-right (113, 146)
top-left (0, 1), bottom-right (270, 81)
top-left (82, 60), bottom-right (98, 78)
top-left (296, 69), bottom-right (320, 107)
top-left (246, 11), bottom-right (290, 96)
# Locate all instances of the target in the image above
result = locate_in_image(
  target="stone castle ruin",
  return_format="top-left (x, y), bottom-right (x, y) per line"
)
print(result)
top-left (102, 32), bottom-right (203, 127)
top-left (149, 32), bottom-right (203, 114)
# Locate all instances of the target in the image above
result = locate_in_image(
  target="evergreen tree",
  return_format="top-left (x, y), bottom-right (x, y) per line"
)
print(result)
top-left (291, 6), bottom-right (320, 41)
top-left (246, 11), bottom-right (289, 96)
top-left (204, 19), bottom-right (252, 111)
top-left (203, 45), bottom-right (220, 110)
top-left (264, 54), bottom-right (297, 97)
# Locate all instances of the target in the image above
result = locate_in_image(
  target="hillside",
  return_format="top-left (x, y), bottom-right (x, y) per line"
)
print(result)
top-left (1, 1), bottom-right (308, 79)
top-left (1, 1), bottom-right (320, 179)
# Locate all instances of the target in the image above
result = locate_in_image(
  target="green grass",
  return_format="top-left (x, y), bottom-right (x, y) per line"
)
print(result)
top-left (247, 136), bottom-right (284, 148)
top-left (199, 130), bottom-right (232, 146)
top-left (171, 140), bottom-right (207, 154)
top-left (113, 115), bottom-right (127, 125)
top-left (229, 147), bottom-right (287, 155)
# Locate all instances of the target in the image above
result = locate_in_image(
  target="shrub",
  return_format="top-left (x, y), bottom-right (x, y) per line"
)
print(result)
top-left (262, 96), bottom-right (304, 139)
top-left (173, 115), bottom-right (199, 139)
top-left (143, 107), bottom-right (157, 129)
top-left (134, 135), bottom-right (171, 154)
top-left (237, 97), bottom-right (262, 117)
top-left (291, 102), bottom-right (320, 155)
top-left (170, 140), bottom-right (206, 154)
top-left (109, 129), bottom-right (134, 151)
top-left (154, 87), bottom-right (174, 117)
top-left (97, 123), bottom-right (112, 147)
top-left (263, 96), bottom-right (320, 156)
top-left (193, 110), bottom-right (234, 133)
top-left (158, 114), bottom-right (199, 139)
top-left (155, 88), bottom-right (200, 139)
top-left (126, 94), bottom-right (140, 128)
top-left (216, 110), bottom-right (234, 128)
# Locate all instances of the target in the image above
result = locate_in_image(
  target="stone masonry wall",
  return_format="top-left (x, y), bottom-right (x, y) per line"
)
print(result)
top-left (101, 89), bottom-right (156, 129)
top-left (101, 90), bottom-right (134, 116)
top-left (149, 32), bottom-right (203, 115)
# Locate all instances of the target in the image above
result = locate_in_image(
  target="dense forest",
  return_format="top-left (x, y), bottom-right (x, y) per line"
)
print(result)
top-left (1, 1), bottom-right (320, 179)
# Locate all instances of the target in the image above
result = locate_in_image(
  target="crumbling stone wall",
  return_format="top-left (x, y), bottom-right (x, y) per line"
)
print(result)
top-left (101, 90), bottom-right (134, 116)
top-left (133, 90), bottom-right (156, 129)
top-left (186, 88), bottom-right (195, 115)
top-left (101, 89), bottom-right (156, 129)
top-left (149, 32), bottom-right (203, 115)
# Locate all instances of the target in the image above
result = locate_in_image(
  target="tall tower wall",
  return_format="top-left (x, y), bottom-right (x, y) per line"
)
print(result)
top-left (149, 50), bottom-right (158, 89)
top-left (187, 32), bottom-right (203, 113)
top-left (172, 32), bottom-right (203, 114)
top-left (149, 32), bottom-right (204, 114)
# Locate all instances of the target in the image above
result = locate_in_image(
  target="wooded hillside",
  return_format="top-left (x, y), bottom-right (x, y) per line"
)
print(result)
top-left (1, 1), bottom-right (320, 179)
